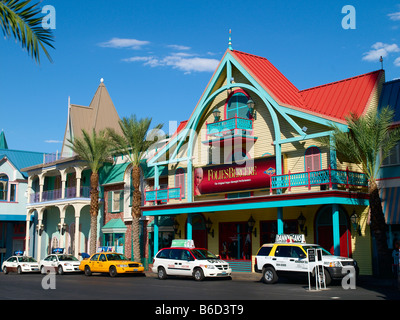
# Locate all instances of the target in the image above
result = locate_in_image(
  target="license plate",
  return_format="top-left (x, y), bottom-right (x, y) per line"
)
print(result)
top-left (222, 271), bottom-right (226, 275)
top-left (134, 268), bottom-right (138, 272)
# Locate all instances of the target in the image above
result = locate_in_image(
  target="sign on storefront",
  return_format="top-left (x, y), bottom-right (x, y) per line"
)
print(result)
top-left (194, 157), bottom-right (280, 196)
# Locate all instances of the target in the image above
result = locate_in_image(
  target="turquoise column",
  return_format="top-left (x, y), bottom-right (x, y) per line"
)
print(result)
top-left (277, 207), bottom-right (284, 234)
top-left (187, 213), bottom-right (192, 240)
top-left (153, 216), bottom-right (159, 257)
top-left (154, 165), bottom-right (159, 190)
top-left (332, 204), bottom-right (340, 256)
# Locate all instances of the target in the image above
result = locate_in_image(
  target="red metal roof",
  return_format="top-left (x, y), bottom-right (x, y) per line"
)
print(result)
top-left (231, 49), bottom-right (383, 122)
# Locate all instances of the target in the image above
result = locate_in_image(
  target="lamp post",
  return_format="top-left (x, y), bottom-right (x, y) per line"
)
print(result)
top-left (350, 210), bottom-right (361, 236)
top-left (247, 215), bottom-right (257, 237)
top-left (297, 212), bottom-right (307, 236)
top-left (212, 108), bottom-right (221, 122)
top-left (205, 217), bottom-right (214, 238)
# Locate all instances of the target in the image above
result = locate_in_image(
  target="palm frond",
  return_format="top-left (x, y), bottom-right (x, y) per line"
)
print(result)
top-left (0, 0), bottom-right (55, 63)
top-left (67, 129), bottom-right (112, 173)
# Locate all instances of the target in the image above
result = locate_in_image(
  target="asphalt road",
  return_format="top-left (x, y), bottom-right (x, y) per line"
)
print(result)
top-left (0, 271), bottom-right (399, 301)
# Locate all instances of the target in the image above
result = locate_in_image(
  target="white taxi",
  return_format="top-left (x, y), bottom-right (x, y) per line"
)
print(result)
top-left (2, 252), bottom-right (40, 274)
top-left (254, 234), bottom-right (359, 286)
top-left (152, 240), bottom-right (232, 281)
top-left (39, 248), bottom-right (81, 274)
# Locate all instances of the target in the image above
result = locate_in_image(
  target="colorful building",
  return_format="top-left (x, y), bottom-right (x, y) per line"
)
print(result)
top-left (142, 46), bottom-right (385, 275)
top-left (22, 80), bottom-right (123, 260)
top-left (0, 131), bottom-right (46, 264)
top-left (377, 78), bottom-right (400, 274)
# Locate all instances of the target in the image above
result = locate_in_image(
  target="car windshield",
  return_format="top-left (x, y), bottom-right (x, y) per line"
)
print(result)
top-left (302, 245), bottom-right (332, 256)
top-left (107, 254), bottom-right (128, 261)
top-left (58, 255), bottom-right (78, 261)
top-left (190, 249), bottom-right (218, 260)
top-left (17, 257), bottom-right (37, 263)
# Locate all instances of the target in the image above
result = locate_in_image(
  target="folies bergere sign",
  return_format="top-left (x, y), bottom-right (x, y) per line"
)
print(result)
top-left (194, 157), bottom-right (279, 196)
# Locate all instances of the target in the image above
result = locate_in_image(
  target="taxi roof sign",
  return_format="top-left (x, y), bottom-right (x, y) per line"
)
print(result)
top-left (275, 234), bottom-right (306, 243)
top-left (52, 248), bottom-right (64, 254)
top-left (171, 239), bottom-right (195, 248)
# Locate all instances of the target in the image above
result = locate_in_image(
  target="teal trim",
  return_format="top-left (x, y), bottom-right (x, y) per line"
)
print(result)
top-left (0, 214), bottom-right (27, 221)
top-left (274, 131), bottom-right (333, 145)
top-left (100, 162), bottom-right (129, 185)
top-left (153, 216), bottom-right (159, 257)
top-left (277, 207), bottom-right (283, 234)
top-left (332, 204), bottom-right (340, 256)
top-left (187, 213), bottom-right (192, 240)
top-left (142, 193), bottom-right (369, 216)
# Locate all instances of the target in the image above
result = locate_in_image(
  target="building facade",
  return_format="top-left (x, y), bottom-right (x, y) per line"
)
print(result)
top-left (142, 47), bottom-right (385, 275)
top-left (0, 131), bottom-right (46, 264)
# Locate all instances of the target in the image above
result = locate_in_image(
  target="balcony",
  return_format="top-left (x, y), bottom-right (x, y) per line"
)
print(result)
top-left (271, 167), bottom-right (368, 192)
top-left (204, 116), bottom-right (256, 146)
top-left (144, 187), bottom-right (182, 205)
top-left (29, 186), bottom-right (91, 203)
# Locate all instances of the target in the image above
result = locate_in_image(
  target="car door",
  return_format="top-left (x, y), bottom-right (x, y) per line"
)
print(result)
top-left (87, 253), bottom-right (100, 272)
top-left (7, 257), bottom-right (18, 272)
top-left (97, 254), bottom-right (108, 272)
top-left (273, 245), bottom-right (292, 272)
top-left (178, 249), bottom-right (193, 276)
top-left (166, 249), bottom-right (181, 275)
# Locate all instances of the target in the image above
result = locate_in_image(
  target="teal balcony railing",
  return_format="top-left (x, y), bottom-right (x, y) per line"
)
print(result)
top-left (144, 187), bottom-right (182, 205)
top-left (271, 167), bottom-right (368, 192)
top-left (206, 115), bottom-right (254, 140)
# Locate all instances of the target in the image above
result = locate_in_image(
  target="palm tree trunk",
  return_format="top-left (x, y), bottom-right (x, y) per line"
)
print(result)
top-left (369, 181), bottom-right (391, 276)
top-left (131, 166), bottom-right (141, 261)
top-left (89, 172), bottom-right (99, 255)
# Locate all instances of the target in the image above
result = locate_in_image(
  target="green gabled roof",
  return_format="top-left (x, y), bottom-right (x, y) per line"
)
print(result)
top-left (100, 162), bottom-right (130, 185)
top-left (0, 148), bottom-right (45, 178)
top-left (140, 159), bottom-right (168, 179)
top-left (102, 218), bottom-right (127, 233)
top-left (0, 131), bottom-right (8, 149)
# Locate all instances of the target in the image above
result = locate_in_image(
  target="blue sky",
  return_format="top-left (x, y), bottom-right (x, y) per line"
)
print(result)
top-left (1, 0), bottom-right (400, 153)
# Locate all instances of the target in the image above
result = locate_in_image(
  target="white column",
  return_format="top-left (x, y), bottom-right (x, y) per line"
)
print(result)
top-left (25, 211), bottom-right (31, 256)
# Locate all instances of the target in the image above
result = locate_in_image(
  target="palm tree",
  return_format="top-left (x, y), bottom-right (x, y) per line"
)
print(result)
top-left (321, 106), bottom-right (400, 275)
top-left (107, 115), bottom-right (163, 262)
top-left (0, 0), bottom-right (54, 63)
top-left (68, 129), bottom-right (112, 255)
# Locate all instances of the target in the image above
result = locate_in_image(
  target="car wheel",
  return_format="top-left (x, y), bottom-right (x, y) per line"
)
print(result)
top-left (17, 266), bottom-right (22, 274)
top-left (3, 267), bottom-right (8, 274)
top-left (84, 265), bottom-right (92, 276)
top-left (109, 265), bottom-right (117, 277)
top-left (193, 268), bottom-right (205, 281)
top-left (262, 266), bottom-right (278, 284)
top-left (157, 267), bottom-right (167, 280)
top-left (57, 265), bottom-right (64, 275)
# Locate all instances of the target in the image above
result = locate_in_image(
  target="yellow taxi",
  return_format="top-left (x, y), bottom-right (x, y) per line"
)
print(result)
top-left (80, 252), bottom-right (144, 277)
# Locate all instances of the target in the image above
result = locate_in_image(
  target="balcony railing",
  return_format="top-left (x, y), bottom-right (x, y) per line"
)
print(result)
top-left (29, 186), bottom-right (91, 203)
top-left (144, 187), bottom-right (182, 205)
top-left (206, 115), bottom-right (253, 140)
top-left (271, 167), bottom-right (368, 192)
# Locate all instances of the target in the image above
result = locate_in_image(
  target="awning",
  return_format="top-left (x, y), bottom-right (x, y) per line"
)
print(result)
top-left (380, 187), bottom-right (400, 224)
top-left (101, 218), bottom-right (127, 233)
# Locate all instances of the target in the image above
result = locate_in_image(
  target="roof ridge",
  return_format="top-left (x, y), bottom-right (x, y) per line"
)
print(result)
top-left (300, 70), bottom-right (382, 93)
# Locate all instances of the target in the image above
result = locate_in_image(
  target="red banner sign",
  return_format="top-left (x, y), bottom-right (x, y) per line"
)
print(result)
top-left (194, 157), bottom-right (278, 196)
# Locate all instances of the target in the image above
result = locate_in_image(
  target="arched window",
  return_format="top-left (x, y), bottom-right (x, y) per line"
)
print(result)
top-left (304, 147), bottom-right (321, 171)
top-left (226, 91), bottom-right (250, 119)
top-left (0, 174), bottom-right (8, 201)
top-left (175, 168), bottom-right (185, 198)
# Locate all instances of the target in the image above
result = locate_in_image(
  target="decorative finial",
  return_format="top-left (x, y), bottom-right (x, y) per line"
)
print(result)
top-left (379, 56), bottom-right (384, 70)
top-left (100, 78), bottom-right (104, 83)
top-left (228, 29), bottom-right (232, 50)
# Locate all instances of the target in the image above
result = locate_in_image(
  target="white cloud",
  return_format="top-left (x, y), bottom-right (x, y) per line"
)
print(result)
top-left (394, 57), bottom-right (400, 67)
top-left (362, 42), bottom-right (400, 62)
top-left (122, 52), bottom-right (219, 74)
top-left (45, 140), bottom-right (63, 144)
top-left (167, 44), bottom-right (191, 51)
top-left (388, 12), bottom-right (400, 21)
top-left (99, 38), bottom-right (150, 50)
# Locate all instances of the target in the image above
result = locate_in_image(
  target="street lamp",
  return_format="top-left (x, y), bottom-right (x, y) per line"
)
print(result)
top-left (212, 107), bottom-right (221, 122)
top-left (173, 218), bottom-right (181, 238)
top-left (205, 217), bottom-right (214, 238)
top-left (297, 212), bottom-right (307, 236)
top-left (350, 210), bottom-right (361, 236)
top-left (247, 215), bottom-right (257, 237)
top-left (247, 99), bottom-right (256, 119)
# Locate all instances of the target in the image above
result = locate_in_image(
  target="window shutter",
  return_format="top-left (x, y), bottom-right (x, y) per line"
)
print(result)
top-left (108, 192), bottom-right (113, 213)
top-left (119, 190), bottom-right (124, 212)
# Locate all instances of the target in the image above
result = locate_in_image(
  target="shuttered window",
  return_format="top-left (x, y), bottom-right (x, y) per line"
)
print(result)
top-left (175, 168), bottom-right (185, 198)
top-left (305, 147), bottom-right (321, 171)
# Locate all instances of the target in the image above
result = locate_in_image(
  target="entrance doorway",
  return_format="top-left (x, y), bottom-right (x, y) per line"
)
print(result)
top-left (315, 205), bottom-right (352, 257)
top-left (190, 214), bottom-right (207, 249)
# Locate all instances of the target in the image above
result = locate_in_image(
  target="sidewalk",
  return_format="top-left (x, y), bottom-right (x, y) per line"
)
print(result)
top-left (144, 270), bottom-right (399, 288)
